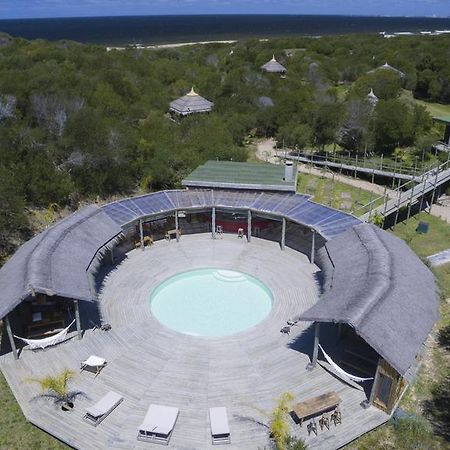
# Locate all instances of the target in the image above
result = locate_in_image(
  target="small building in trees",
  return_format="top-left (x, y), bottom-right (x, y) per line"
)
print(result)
top-left (433, 115), bottom-right (450, 151)
top-left (257, 96), bottom-right (274, 108)
top-left (261, 55), bottom-right (287, 74)
top-left (367, 88), bottom-right (379, 109)
top-left (182, 160), bottom-right (297, 193)
top-left (368, 62), bottom-right (405, 79)
top-left (169, 87), bottom-right (214, 117)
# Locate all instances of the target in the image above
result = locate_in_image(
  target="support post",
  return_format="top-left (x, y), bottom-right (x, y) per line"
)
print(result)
top-left (74, 300), bottom-right (82, 340)
top-left (393, 184), bottom-right (402, 227)
top-left (310, 230), bottom-right (316, 264)
top-left (406, 181), bottom-right (415, 223)
top-left (281, 218), bottom-right (286, 250)
top-left (212, 207), bottom-right (216, 239)
top-left (306, 322), bottom-right (320, 371)
top-left (247, 210), bottom-right (252, 242)
top-left (174, 210), bottom-right (179, 242)
top-left (418, 173), bottom-right (428, 213)
top-left (139, 219), bottom-right (144, 251)
top-left (429, 167), bottom-right (440, 214)
top-left (5, 315), bottom-right (18, 360)
top-left (365, 358), bottom-right (382, 408)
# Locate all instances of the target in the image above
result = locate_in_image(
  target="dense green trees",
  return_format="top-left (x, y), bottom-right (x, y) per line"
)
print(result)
top-left (0, 32), bottom-right (449, 255)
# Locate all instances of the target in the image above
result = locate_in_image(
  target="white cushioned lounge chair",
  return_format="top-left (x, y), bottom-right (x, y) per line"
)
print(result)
top-left (137, 404), bottom-right (179, 445)
top-left (209, 407), bottom-right (231, 445)
top-left (80, 355), bottom-right (107, 378)
top-left (83, 391), bottom-right (123, 426)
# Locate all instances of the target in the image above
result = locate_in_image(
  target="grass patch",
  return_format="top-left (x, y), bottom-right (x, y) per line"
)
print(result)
top-left (401, 90), bottom-right (450, 118)
top-left (0, 371), bottom-right (68, 449)
top-left (390, 212), bottom-right (450, 258)
top-left (297, 171), bottom-right (384, 216)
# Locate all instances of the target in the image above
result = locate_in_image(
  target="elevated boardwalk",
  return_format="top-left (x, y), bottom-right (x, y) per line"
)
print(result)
top-left (280, 152), bottom-right (419, 181)
top-left (0, 235), bottom-right (388, 450)
top-left (359, 161), bottom-right (450, 222)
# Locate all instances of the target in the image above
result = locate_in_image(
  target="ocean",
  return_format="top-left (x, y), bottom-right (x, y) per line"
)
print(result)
top-left (0, 15), bottom-right (450, 46)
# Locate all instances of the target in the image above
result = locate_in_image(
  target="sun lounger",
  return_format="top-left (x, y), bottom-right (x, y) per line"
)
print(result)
top-left (137, 404), bottom-right (179, 445)
top-left (83, 391), bottom-right (123, 426)
top-left (209, 407), bottom-right (231, 445)
top-left (80, 355), bottom-right (107, 378)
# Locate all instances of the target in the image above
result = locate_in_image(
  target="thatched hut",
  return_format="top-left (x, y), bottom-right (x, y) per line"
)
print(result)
top-left (169, 87), bottom-right (214, 117)
top-left (261, 55), bottom-right (287, 74)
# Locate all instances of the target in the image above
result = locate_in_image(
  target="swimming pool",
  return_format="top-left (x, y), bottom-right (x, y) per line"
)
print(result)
top-left (150, 268), bottom-right (273, 337)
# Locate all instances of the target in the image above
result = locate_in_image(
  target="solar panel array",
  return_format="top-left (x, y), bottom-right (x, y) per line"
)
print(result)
top-left (102, 189), bottom-right (360, 240)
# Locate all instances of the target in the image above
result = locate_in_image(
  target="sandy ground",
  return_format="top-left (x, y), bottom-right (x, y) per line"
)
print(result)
top-left (107, 39), bottom-right (237, 51)
top-left (255, 139), bottom-right (450, 223)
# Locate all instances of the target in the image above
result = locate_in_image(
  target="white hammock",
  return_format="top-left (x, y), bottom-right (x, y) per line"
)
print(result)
top-left (319, 344), bottom-right (374, 383)
top-left (14, 319), bottom-right (76, 350)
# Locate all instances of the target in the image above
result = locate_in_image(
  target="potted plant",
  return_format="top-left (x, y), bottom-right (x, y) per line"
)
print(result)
top-left (28, 369), bottom-right (85, 411)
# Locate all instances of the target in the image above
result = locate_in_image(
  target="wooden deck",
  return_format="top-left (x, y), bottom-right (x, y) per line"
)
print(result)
top-left (0, 234), bottom-right (388, 449)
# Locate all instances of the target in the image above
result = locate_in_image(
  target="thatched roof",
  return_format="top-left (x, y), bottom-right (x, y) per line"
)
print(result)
top-left (368, 62), bottom-right (405, 78)
top-left (0, 189), bottom-right (360, 321)
top-left (367, 88), bottom-right (379, 105)
top-left (258, 96), bottom-right (274, 107)
top-left (0, 206), bottom-right (121, 318)
top-left (298, 223), bottom-right (439, 381)
top-left (169, 87), bottom-right (214, 116)
top-left (261, 56), bottom-right (287, 73)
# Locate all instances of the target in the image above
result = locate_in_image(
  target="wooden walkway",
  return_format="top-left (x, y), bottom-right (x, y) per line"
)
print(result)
top-left (0, 235), bottom-right (388, 449)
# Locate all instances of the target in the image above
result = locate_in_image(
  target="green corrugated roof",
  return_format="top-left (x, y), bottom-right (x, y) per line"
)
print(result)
top-left (433, 115), bottom-right (450, 125)
top-left (182, 160), bottom-right (296, 191)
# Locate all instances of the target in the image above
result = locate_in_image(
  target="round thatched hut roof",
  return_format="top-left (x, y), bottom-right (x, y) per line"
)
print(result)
top-left (368, 62), bottom-right (405, 78)
top-left (261, 55), bottom-right (287, 74)
top-left (367, 88), bottom-right (379, 106)
top-left (257, 96), bottom-right (274, 107)
top-left (169, 87), bottom-right (214, 116)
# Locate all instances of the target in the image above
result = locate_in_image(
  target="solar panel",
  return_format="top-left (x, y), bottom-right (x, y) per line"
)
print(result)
top-left (272, 194), bottom-right (309, 215)
top-left (103, 189), bottom-right (359, 239)
top-left (131, 192), bottom-right (174, 215)
top-left (102, 202), bottom-right (140, 224)
top-left (251, 192), bottom-right (287, 212)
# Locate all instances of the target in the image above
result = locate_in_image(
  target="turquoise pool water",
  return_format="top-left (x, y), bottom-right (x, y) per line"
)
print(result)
top-left (150, 268), bottom-right (273, 337)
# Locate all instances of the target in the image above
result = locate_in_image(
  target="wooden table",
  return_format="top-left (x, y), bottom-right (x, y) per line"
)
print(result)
top-left (292, 391), bottom-right (341, 426)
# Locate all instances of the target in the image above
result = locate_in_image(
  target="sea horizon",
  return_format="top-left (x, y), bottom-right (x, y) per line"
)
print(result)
top-left (1, 14), bottom-right (450, 46)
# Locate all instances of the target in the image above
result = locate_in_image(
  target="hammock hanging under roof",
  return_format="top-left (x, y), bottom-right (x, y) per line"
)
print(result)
top-left (14, 319), bottom-right (76, 350)
top-left (319, 344), bottom-right (374, 383)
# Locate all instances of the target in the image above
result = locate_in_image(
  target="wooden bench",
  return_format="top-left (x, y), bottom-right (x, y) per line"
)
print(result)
top-left (292, 391), bottom-right (341, 426)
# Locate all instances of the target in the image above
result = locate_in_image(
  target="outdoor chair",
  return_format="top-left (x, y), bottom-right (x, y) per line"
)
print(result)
top-left (83, 391), bottom-right (123, 426)
top-left (331, 406), bottom-right (342, 425)
top-left (307, 418), bottom-right (317, 436)
top-left (319, 411), bottom-right (332, 430)
top-left (209, 407), bottom-right (231, 445)
top-left (80, 355), bottom-right (107, 378)
top-left (137, 404), bottom-right (179, 445)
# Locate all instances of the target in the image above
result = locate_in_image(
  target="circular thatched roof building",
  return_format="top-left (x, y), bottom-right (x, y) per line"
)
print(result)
top-left (169, 87), bottom-right (214, 117)
top-left (368, 62), bottom-right (405, 78)
top-left (261, 55), bottom-right (287, 74)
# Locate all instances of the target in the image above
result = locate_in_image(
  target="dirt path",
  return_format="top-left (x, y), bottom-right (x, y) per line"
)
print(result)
top-left (255, 139), bottom-right (450, 223)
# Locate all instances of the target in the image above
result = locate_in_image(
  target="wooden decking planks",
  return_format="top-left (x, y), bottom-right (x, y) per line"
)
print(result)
top-left (0, 234), bottom-right (389, 449)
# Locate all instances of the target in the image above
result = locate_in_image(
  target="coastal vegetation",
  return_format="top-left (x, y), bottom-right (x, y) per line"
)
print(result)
top-left (1, 32), bottom-right (450, 257)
